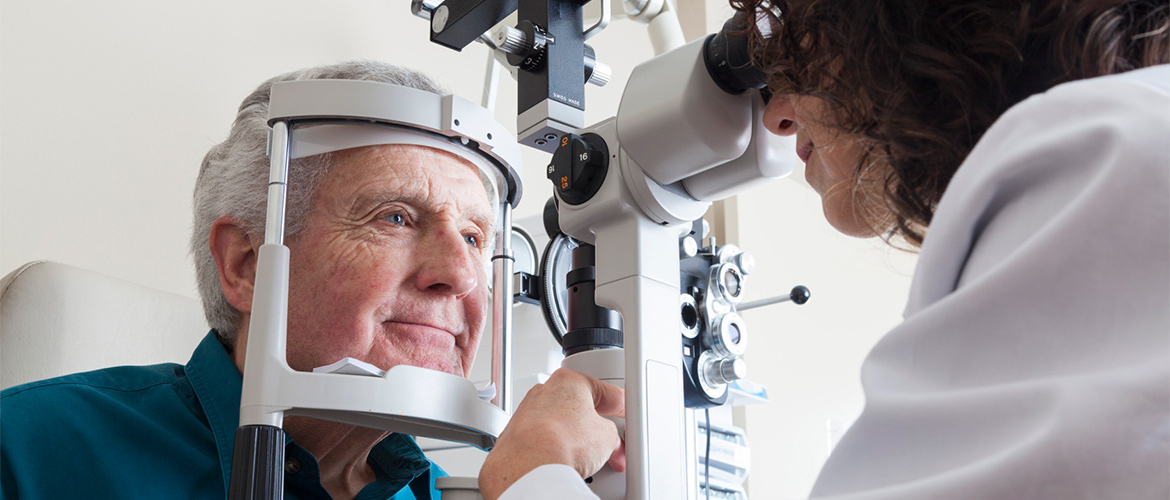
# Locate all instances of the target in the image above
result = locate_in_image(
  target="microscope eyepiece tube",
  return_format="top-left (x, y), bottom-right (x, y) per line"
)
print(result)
top-left (703, 11), bottom-right (766, 95)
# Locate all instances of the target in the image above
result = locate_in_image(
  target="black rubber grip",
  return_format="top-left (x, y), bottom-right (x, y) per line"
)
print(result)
top-left (228, 425), bottom-right (286, 500)
top-left (562, 327), bottom-right (624, 356)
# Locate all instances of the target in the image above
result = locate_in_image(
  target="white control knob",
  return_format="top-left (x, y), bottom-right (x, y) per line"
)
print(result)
top-left (733, 251), bottom-right (755, 275)
top-left (588, 61), bottom-right (611, 87)
top-left (492, 25), bottom-right (526, 55)
top-left (704, 357), bottom-right (746, 386)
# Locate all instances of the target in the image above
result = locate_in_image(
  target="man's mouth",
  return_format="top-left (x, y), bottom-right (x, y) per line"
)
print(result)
top-left (384, 320), bottom-right (457, 341)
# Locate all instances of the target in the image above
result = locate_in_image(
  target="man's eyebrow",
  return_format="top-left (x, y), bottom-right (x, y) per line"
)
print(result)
top-left (464, 205), bottom-right (496, 236)
top-left (352, 191), bottom-right (496, 232)
top-left (349, 191), bottom-right (419, 217)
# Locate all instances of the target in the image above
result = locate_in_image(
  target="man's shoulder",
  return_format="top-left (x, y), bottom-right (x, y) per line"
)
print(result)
top-left (0, 362), bottom-right (199, 436)
top-left (1, 363), bottom-right (229, 499)
top-left (1, 362), bottom-right (211, 457)
top-left (2, 362), bottom-right (189, 401)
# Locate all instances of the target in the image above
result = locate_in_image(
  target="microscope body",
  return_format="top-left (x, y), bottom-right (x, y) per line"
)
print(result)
top-left (414, 3), bottom-right (793, 497)
top-left (545, 34), bottom-right (791, 499)
top-left (554, 115), bottom-right (704, 500)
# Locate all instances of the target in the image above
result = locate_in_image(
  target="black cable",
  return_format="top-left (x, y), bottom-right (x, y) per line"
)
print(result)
top-left (704, 408), bottom-right (711, 500)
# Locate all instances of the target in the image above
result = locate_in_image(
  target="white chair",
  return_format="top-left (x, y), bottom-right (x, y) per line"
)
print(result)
top-left (0, 261), bottom-right (208, 390)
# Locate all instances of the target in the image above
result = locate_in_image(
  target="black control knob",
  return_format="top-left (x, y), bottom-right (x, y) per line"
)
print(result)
top-left (547, 132), bottom-right (609, 206)
top-left (790, 285), bottom-right (811, 305)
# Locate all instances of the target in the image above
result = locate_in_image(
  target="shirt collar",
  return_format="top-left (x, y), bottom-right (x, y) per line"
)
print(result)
top-left (362, 434), bottom-right (433, 499)
top-left (185, 331), bottom-right (245, 496)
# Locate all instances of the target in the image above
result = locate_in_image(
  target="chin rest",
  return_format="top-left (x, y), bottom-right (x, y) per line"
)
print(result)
top-left (1, 261), bottom-right (208, 390)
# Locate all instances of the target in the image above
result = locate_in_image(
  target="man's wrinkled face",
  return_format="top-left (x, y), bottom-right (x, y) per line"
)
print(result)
top-left (283, 144), bottom-right (494, 378)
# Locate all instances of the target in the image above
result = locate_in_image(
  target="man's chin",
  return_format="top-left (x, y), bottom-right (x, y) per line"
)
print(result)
top-left (402, 357), bottom-right (462, 377)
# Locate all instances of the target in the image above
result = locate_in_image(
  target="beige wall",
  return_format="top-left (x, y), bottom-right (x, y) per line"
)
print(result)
top-left (734, 181), bottom-right (916, 499)
top-left (0, 0), bottom-right (657, 294)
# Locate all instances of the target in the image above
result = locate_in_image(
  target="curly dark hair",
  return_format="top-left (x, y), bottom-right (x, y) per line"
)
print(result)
top-left (734, 0), bottom-right (1169, 246)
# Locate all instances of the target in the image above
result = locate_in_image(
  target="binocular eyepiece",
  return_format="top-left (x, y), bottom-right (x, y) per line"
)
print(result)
top-left (703, 11), bottom-right (767, 96)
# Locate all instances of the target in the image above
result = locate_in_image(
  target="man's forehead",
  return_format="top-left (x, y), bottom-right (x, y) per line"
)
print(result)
top-left (337, 143), bottom-right (475, 172)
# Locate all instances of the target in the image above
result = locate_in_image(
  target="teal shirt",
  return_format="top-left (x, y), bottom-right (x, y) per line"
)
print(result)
top-left (1, 332), bottom-right (445, 499)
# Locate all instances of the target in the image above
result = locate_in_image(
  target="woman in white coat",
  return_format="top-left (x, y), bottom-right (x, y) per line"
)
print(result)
top-left (479, 0), bottom-right (1170, 499)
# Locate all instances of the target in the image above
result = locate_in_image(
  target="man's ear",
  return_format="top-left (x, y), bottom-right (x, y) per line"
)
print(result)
top-left (209, 216), bottom-right (259, 314)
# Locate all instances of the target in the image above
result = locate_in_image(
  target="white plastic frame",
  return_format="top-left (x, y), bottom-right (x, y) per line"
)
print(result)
top-left (239, 79), bottom-right (524, 450)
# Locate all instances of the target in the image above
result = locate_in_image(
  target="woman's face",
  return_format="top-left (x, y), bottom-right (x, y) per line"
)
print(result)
top-left (763, 94), bottom-right (889, 237)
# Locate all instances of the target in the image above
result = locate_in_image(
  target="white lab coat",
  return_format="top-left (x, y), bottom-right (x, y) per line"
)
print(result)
top-left (499, 65), bottom-right (1170, 500)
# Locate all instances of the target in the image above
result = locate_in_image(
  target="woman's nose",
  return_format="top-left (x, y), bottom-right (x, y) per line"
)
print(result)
top-left (763, 94), bottom-right (798, 136)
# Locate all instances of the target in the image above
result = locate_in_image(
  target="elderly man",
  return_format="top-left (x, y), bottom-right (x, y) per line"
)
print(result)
top-left (1, 61), bottom-right (496, 500)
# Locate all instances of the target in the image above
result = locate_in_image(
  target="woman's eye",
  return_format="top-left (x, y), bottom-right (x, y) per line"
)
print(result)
top-left (386, 213), bottom-right (406, 226)
top-left (464, 234), bottom-right (480, 247)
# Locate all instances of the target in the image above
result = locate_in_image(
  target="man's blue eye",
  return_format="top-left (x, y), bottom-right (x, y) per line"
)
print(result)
top-left (386, 213), bottom-right (406, 226)
top-left (465, 234), bottom-right (479, 247)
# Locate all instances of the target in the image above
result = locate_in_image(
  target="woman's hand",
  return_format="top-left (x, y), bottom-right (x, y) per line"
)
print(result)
top-left (479, 368), bottom-right (626, 500)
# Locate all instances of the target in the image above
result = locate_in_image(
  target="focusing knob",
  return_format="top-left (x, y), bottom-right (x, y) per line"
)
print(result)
top-left (703, 357), bottom-right (747, 386)
top-left (503, 21), bottom-right (549, 71)
top-left (587, 61), bottom-right (611, 87)
top-left (493, 25), bottom-right (526, 53)
top-left (583, 44), bottom-right (611, 87)
top-left (547, 133), bottom-right (610, 205)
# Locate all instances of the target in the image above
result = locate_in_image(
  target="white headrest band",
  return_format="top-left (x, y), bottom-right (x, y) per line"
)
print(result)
top-left (289, 123), bottom-right (501, 210)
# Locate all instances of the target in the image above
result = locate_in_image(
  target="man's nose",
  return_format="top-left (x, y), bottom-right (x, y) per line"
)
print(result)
top-left (763, 94), bottom-right (798, 136)
top-left (414, 228), bottom-right (480, 298)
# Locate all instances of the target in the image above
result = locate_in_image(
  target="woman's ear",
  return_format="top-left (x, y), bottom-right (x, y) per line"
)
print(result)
top-left (209, 216), bottom-right (258, 314)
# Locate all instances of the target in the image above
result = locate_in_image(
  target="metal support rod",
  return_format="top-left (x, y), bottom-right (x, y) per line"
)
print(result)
top-left (264, 121), bottom-right (291, 245)
top-left (737, 295), bottom-right (794, 311)
top-left (647, 4), bottom-right (685, 55)
top-left (490, 203), bottom-right (515, 412)
top-left (583, 0), bottom-right (611, 40)
top-left (738, 286), bottom-right (810, 311)
top-left (482, 50), bottom-right (502, 113)
top-left (684, 408), bottom-right (699, 500)
top-left (230, 120), bottom-right (293, 500)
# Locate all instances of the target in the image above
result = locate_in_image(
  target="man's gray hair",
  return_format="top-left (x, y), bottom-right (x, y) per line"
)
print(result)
top-left (190, 61), bottom-right (448, 344)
